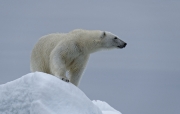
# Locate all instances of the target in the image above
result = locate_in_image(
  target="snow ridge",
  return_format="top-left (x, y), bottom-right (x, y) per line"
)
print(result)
top-left (0, 72), bottom-right (121, 114)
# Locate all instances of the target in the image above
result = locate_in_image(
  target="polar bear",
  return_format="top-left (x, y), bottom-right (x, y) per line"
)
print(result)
top-left (30, 29), bottom-right (126, 86)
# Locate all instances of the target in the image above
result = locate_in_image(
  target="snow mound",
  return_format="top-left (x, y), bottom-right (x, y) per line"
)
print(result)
top-left (0, 72), bottom-right (121, 114)
top-left (93, 100), bottom-right (121, 114)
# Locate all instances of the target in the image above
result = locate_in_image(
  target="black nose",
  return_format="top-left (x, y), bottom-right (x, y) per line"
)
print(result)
top-left (123, 43), bottom-right (127, 47)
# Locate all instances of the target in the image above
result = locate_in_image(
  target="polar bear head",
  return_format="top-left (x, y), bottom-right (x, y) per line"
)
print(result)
top-left (100, 31), bottom-right (127, 49)
top-left (69, 29), bottom-right (126, 53)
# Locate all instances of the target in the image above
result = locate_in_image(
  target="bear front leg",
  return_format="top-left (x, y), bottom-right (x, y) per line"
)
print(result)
top-left (69, 67), bottom-right (84, 86)
top-left (53, 66), bottom-right (70, 82)
top-left (69, 56), bottom-right (89, 86)
top-left (50, 51), bottom-right (69, 82)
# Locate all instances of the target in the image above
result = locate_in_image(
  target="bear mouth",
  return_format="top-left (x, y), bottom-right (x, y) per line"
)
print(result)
top-left (117, 45), bottom-right (124, 48)
top-left (117, 46), bottom-right (121, 48)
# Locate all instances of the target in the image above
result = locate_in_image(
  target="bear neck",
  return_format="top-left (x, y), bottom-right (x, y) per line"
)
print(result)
top-left (86, 42), bottom-right (102, 54)
top-left (78, 38), bottom-right (102, 54)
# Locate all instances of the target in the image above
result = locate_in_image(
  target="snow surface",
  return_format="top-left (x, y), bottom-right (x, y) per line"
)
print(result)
top-left (0, 72), bottom-right (121, 114)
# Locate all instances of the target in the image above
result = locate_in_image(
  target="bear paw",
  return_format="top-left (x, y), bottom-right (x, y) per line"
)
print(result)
top-left (62, 78), bottom-right (69, 82)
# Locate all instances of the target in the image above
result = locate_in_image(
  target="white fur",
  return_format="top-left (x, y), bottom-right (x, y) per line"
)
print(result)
top-left (30, 29), bottom-right (126, 86)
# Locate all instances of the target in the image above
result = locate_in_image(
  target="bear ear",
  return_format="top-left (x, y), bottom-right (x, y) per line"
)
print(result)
top-left (101, 31), bottom-right (106, 38)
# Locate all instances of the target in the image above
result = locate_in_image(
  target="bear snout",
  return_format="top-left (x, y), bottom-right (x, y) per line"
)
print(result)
top-left (123, 43), bottom-right (127, 47)
top-left (117, 43), bottom-right (127, 48)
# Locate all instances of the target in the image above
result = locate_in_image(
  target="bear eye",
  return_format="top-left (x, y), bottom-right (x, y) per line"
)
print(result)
top-left (114, 37), bottom-right (117, 39)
